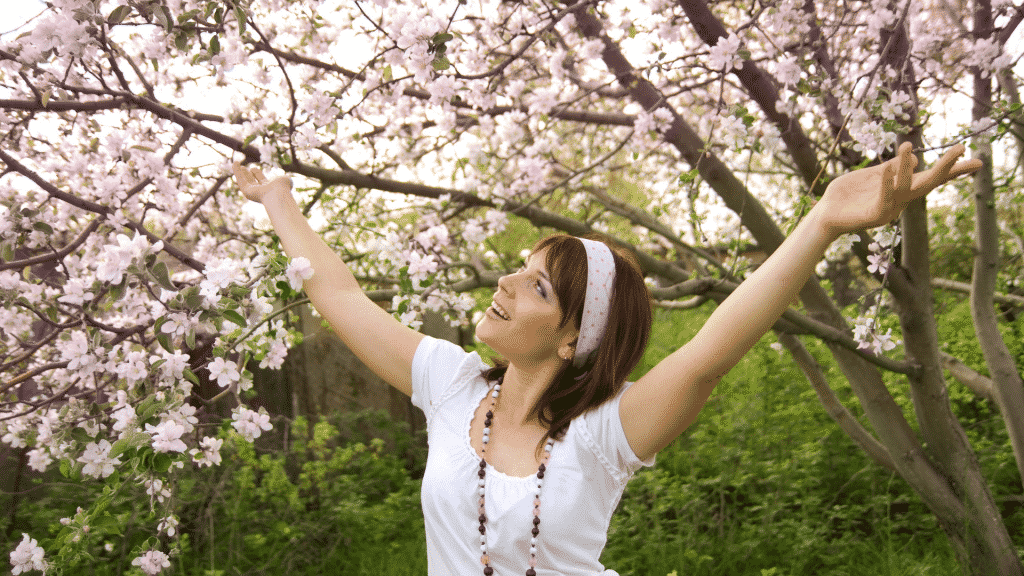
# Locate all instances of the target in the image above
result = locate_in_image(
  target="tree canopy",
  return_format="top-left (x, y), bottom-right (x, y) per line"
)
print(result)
top-left (1, 0), bottom-right (1023, 574)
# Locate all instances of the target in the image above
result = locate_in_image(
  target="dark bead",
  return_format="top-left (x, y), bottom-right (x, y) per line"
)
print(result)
top-left (538, 464), bottom-right (545, 473)
top-left (533, 517), bottom-right (540, 526)
top-left (479, 514), bottom-right (487, 524)
top-left (479, 459), bottom-right (487, 468)
top-left (526, 570), bottom-right (537, 576)
top-left (531, 527), bottom-right (539, 536)
top-left (486, 411), bottom-right (493, 419)
top-left (484, 567), bottom-right (493, 576)
top-left (479, 525), bottom-right (486, 534)
top-left (478, 469), bottom-right (486, 478)
top-left (537, 470), bottom-right (544, 479)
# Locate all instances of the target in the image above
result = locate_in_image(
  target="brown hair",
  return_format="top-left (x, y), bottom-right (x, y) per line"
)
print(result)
top-left (482, 234), bottom-right (653, 457)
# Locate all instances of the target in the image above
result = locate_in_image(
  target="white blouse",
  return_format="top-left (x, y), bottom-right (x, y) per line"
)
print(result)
top-left (411, 336), bottom-right (655, 576)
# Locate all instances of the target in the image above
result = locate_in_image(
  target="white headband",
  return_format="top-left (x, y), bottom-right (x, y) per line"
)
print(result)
top-left (574, 238), bottom-right (615, 367)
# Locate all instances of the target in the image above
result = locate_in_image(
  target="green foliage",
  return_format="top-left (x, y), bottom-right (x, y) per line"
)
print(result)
top-left (172, 411), bottom-right (427, 575)
top-left (6, 304), bottom-right (1020, 575)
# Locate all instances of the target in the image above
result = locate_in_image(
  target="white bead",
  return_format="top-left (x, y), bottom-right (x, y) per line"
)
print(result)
top-left (494, 384), bottom-right (501, 391)
top-left (479, 486), bottom-right (486, 495)
top-left (530, 545), bottom-right (537, 554)
top-left (481, 534), bottom-right (487, 545)
top-left (478, 478), bottom-right (485, 487)
top-left (531, 537), bottom-right (537, 546)
top-left (544, 443), bottom-right (553, 452)
top-left (536, 479), bottom-right (543, 488)
top-left (481, 544), bottom-right (486, 552)
top-left (491, 390), bottom-right (499, 398)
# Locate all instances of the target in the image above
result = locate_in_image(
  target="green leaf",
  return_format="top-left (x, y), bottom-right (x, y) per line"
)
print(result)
top-left (210, 34), bottom-right (220, 55)
top-left (150, 261), bottom-right (176, 290)
top-left (382, 65), bottom-right (392, 82)
top-left (234, 6), bottom-right (246, 34)
top-left (154, 5), bottom-right (172, 31)
top-left (60, 459), bottom-right (71, 478)
top-left (185, 328), bottom-right (196, 349)
top-left (223, 310), bottom-right (246, 327)
top-left (157, 333), bottom-right (174, 353)
top-left (175, 31), bottom-right (189, 52)
top-left (432, 55), bottom-right (450, 71)
top-left (153, 453), bottom-right (172, 473)
top-left (109, 280), bottom-right (126, 302)
top-left (0, 243), bottom-right (12, 262)
top-left (41, 89), bottom-right (51, 108)
top-left (107, 5), bottom-right (131, 25)
top-left (109, 432), bottom-right (150, 459)
top-left (184, 367), bottom-right (200, 386)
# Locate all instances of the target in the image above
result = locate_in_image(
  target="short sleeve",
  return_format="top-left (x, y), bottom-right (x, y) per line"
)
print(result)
top-left (579, 383), bottom-right (655, 481)
top-left (410, 336), bottom-right (476, 413)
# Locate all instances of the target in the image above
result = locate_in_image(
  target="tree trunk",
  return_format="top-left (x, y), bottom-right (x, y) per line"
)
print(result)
top-left (971, 0), bottom-right (1024, 491)
top-left (568, 2), bottom-right (1023, 573)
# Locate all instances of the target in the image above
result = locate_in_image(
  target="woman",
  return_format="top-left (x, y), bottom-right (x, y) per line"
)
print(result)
top-left (232, 142), bottom-right (980, 575)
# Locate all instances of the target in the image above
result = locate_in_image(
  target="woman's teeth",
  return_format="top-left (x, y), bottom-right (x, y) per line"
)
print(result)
top-left (490, 301), bottom-right (510, 320)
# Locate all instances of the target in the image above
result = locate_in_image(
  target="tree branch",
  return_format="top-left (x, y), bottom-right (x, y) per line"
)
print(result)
top-left (939, 351), bottom-right (998, 404)
top-left (932, 277), bottom-right (1024, 306)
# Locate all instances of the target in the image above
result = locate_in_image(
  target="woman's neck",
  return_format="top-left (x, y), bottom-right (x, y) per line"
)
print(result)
top-left (498, 360), bottom-right (562, 428)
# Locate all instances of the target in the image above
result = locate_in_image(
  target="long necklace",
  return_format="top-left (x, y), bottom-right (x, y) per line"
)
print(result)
top-left (478, 379), bottom-right (554, 576)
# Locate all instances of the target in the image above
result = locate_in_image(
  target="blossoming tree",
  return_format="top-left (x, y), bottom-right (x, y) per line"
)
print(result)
top-left (1, 0), bottom-right (1022, 573)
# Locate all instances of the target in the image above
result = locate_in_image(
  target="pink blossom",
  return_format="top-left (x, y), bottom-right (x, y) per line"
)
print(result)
top-left (10, 533), bottom-right (46, 575)
top-left (285, 257), bottom-right (315, 290)
top-left (131, 550), bottom-right (170, 575)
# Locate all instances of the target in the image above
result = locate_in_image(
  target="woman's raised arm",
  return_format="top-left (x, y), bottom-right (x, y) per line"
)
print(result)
top-left (233, 163), bottom-right (423, 397)
top-left (619, 143), bottom-right (983, 462)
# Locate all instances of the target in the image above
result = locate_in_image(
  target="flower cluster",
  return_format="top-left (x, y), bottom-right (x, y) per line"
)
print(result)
top-left (852, 314), bottom-right (900, 356)
top-left (9, 534), bottom-right (46, 575)
top-left (132, 550), bottom-right (171, 575)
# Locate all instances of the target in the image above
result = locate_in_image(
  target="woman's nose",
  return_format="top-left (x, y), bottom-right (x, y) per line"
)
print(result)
top-left (497, 271), bottom-right (515, 294)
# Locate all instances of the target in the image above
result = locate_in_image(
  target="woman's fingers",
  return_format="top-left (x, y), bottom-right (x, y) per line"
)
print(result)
top-left (232, 161), bottom-right (252, 187)
top-left (910, 144), bottom-right (983, 192)
top-left (881, 156), bottom-right (897, 200)
top-left (895, 142), bottom-right (916, 197)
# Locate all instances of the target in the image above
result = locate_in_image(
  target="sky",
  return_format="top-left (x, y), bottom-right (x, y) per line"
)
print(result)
top-left (2, 0), bottom-right (45, 41)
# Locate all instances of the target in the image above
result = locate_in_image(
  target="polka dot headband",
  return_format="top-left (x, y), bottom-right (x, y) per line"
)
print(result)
top-left (574, 238), bottom-right (616, 368)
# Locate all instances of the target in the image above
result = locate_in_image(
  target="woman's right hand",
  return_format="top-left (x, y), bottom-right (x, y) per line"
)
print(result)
top-left (232, 162), bottom-right (293, 203)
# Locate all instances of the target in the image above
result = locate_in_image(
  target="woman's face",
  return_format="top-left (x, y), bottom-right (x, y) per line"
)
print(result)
top-left (475, 248), bottom-right (578, 364)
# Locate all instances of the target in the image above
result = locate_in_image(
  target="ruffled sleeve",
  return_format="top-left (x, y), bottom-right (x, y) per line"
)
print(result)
top-left (410, 336), bottom-right (487, 429)
top-left (577, 382), bottom-right (656, 483)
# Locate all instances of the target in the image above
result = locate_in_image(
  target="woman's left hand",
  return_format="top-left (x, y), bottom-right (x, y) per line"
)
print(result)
top-left (818, 142), bottom-right (983, 237)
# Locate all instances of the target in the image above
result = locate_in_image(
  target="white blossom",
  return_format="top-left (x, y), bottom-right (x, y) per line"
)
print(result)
top-left (231, 406), bottom-right (272, 441)
top-left (146, 421), bottom-right (187, 453)
top-left (208, 357), bottom-right (240, 388)
top-left (708, 34), bottom-right (743, 71)
top-left (131, 550), bottom-right (170, 575)
top-left (285, 256), bottom-right (315, 290)
top-left (78, 439), bottom-right (120, 479)
top-left (192, 436), bottom-right (224, 467)
top-left (10, 533), bottom-right (46, 575)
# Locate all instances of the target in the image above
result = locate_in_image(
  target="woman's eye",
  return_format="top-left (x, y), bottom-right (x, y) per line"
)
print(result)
top-left (535, 280), bottom-right (546, 298)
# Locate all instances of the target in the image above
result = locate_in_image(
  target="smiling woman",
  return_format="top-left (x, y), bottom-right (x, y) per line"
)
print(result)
top-left (232, 142), bottom-right (982, 576)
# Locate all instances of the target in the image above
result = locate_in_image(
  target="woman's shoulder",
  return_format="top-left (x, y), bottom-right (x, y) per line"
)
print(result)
top-left (574, 381), bottom-right (654, 480)
top-left (411, 336), bottom-right (490, 412)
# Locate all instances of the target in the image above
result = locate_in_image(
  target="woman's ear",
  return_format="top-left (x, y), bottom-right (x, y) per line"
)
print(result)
top-left (558, 343), bottom-right (576, 362)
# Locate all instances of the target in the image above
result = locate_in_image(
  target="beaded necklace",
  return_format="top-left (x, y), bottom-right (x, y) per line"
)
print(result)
top-left (478, 378), bottom-right (554, 576)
